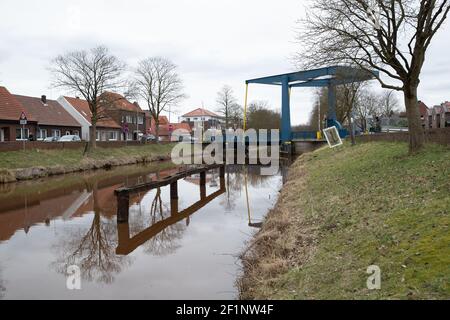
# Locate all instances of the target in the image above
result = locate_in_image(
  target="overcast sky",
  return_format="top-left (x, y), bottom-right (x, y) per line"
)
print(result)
top-left (1, 0), bottom-right (449, 125)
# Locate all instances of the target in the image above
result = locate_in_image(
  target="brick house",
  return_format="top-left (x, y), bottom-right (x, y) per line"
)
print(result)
top-left (0, 86), bottom-right (37, 142)
top-left (1, 86), bottom-right (81, 142)
top-left (146, 113), bottom-right (192, 141)
top-left (14, 94), bottom-right (81, 140)
top-left (179, 108), bottom-right (224, 134)
top-left (58, 96), bottom-right (122, 141)
top-left (429, 103), bottom-right (450, 129)
top-left (99, 92), bottom-right (146, 141)
top-left (418, 101), bottom-right (430, 129)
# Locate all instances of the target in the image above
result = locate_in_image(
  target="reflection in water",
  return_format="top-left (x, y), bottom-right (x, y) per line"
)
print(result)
top-left (128, 188), bottom-right (186, 257)
top-left (51, 181), bottom-right (132, 284)
top-left (0, 161), bottom-right (285, 299)
top-left (116, 166), bottom-right (226, 256)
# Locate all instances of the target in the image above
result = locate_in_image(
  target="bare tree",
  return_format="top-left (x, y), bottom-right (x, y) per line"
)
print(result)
top-left (380, 89), bottom-right (399, 125)
top-left (247, 101), bottom-right (281, 130)
top-left (216, 85), bottom-right (238, 130)
top-left (133, 57), bottom-right (186, 142)
top-left (297, 0), bottom-right (450, 152)
top-left (354, 88), bottom-right (382, 131)
top-left (50, 46), bottom-right (126, 149)
top-left (341, 81), bottom-right (366, 145)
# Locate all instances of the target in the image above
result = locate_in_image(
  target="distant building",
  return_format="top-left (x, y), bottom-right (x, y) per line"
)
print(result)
top-left (179, 108), bottom-right (223, 134)
top-left (98, 92), bottom-right (146, 141)
top-left (14, 94), bottom-right (81, 140)
top-left (0, 86), bottom-right (81, 142)
top-left (146, 113), bottom-right (192, 141)
top-left (58, 96), bottom-right (122, 141)
top-left (430, 102), bottom-right (450, 128)
top-left (418, 101), bottom-right (430, 129)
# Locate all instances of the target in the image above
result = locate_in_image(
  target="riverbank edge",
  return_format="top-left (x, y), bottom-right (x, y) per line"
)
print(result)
top-left (0, 152), bottom-right (172, 184)
top-left (238, 141), bottom-right (450, 300)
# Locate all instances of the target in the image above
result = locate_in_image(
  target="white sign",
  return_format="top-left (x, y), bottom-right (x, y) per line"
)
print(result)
top-left (323, 126), bottom-right (343, 148)
top-left (19, 112), bottom-right (27, 125)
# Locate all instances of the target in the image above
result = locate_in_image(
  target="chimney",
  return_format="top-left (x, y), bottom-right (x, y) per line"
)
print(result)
top-left (41, 95), bottom-right (47, 104)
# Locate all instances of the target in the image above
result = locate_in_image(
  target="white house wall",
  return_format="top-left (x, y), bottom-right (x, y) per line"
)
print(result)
top-left (57, 97), bottom-right (91, 141)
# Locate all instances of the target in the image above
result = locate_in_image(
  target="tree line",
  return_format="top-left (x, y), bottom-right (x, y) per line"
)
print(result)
top-left (296, 0), bottom-right (449, 153)
top-left (50, 46), bottom-right (185, 150)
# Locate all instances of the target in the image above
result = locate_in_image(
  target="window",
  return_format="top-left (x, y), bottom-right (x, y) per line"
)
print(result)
top-left (108, 131), bottom-right (118, 141)
top-left (37, 129), bottom-right (47, 140)
top-left (16, 128), bottom-right (29, 140)
top-left (127, 132), bottom-right (133, 141)
top-left (65, 131), bottom-right (71, 136)
top-left (194, 117), bottom-right (198, 121)
top-left (74, 130), bottom-right (80, 137)
top-left (126, 115), bottom-right (133, 123)
top-left (96, 131), bottom-right (100, 141)
top-left (52, 130), bottom-right (61, 138)
top-left (137, 116), bottom-right (144, 125)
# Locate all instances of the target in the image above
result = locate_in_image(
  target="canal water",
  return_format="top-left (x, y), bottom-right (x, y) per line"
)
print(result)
top-left (0, 161), bottom-right (286, 299)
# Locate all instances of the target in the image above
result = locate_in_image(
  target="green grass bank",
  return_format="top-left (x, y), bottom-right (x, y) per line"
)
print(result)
top-left (0, 144), bottom-right (175, 183)
top-left (240, 142), bottom-right (449, 300)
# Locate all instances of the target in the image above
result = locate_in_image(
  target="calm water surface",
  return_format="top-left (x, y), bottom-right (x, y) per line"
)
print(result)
top-left (0, 162), bottom-right (286, 299)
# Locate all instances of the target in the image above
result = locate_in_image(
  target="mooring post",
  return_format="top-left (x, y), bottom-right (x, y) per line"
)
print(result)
top-left (170, 181), bottom-right (178, 199)
top-left (117, 222), bottom-right (130, 244)
top-left (117, 192), bottom-right (130, 223)
top-left (170, 181), bottom-right (179, 216)
top-left (200, 171), bottom-right (206, 199)
top-left (219, 165), bottom-right (225, 179)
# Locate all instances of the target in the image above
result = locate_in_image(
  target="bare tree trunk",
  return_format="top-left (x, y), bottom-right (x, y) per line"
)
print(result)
top-left (347, 110), bottom-right (356, 146)
top-left (155, 120), bottom-right (160, 144)
top-left (89, 123), bottom-right (97, 150)
top-left (404, 84), bottom-right (424, 153)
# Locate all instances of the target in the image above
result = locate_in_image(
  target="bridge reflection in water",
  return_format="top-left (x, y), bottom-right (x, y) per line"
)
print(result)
top-left (115, 165), bottom-right (226, 255)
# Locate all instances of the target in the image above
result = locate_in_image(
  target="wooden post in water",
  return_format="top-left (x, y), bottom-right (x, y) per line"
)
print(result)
top-left (170, 181), bottom-right (178, 199)
top-left (200, 171), bottom-right (206, 199)
top-left (117, 193), bottom-right (130, 223)
top-left (170, 181), bottom-right (179, 216)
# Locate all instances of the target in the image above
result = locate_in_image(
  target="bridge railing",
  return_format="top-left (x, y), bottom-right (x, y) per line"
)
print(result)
top-left (292, 131), bottom-right (318, 140)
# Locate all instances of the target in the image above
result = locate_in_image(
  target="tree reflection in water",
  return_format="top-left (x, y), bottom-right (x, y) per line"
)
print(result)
top-left (220, 165), bottom-right (276, 212)
top-left (52, 181), bottom-right (131, 284)
top-left (129, 187), bottom-right (186, 257)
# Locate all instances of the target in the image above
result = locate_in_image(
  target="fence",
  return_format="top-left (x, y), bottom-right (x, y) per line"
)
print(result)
top-left (0, 140), bottom-right (169, 152)
top-left (355, 128), bottom-right (450, 146)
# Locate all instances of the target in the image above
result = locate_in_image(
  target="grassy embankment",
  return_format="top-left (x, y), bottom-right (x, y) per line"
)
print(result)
top-left (0, 144), bottom-right (175, 182)
top-left (240, 141), bottom-right (449, 300)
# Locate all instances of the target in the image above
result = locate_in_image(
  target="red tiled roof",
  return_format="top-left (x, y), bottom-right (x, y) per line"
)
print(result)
top-left (64, 96), bottom-right (121, 129)
top-left (14, 95), bottom-right (80, 127)
top-left (171, 123), bottom-right (192, 133)
top-left (0, 86), bottom-right (36, 121)
top-left (418, 101), bottom-right (429, 118)
top-left (182, 108), bottom-right (219, 118)
top-left (100, 92), bottom-right (143, 112)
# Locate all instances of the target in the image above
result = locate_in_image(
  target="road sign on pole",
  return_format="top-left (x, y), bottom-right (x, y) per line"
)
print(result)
top-left (19, 112), bottom-right (28, 125)
top-left (19, 112), bottom-right (28, 151)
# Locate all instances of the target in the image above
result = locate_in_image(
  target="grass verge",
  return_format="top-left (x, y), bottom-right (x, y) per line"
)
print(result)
top-left (239, 141), bottom-right (449, 300)
top-left (0, 144), bottom-right (174, 170)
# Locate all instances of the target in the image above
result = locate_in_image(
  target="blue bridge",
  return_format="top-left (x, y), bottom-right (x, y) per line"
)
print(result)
top-left (244, 66), bottom-right (378, 149)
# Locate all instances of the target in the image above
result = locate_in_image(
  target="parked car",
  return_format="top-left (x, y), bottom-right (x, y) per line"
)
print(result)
top-left (58, 135), bottom-right (81, 142)
top-left (144, 134), bottom-right (163, 142)
top-left (43, 136), bottom-right (59, 142)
